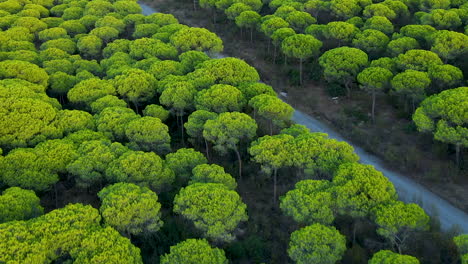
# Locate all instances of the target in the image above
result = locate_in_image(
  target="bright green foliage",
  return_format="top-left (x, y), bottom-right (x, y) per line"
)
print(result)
top-left (150, 60), bottom-right (184, 80)
top-left (249, 94), bottom-right (294, 132)
top-left (43, 60), bottom-right (74, 76)
top-left (280, 179), bottom-right (334, 225)
top-left (282, 34), bottom-right (322, 84)
top-left (185, 110), bottom-right (218, 143)
top-left (454, 235), bottom-right (468, 264)
top-left (98, 183), bottom-right (163, 236)
top-left (363, 4), bottom-right (396, 20)
top-left (330, 0), bottom-right (362, 20)
top-left (260, 16), bottom-right (290, 37)
top-left (412, 87), bottom-right (467, 163)
top-left (90, 95), bottom-right (128, 114)
top-left (196, 57), bottom-right (260, 86)
top-left (103, 39), bottom-right (131, 58)
top-left (113, 68), bottom-right (157, 108)
top-left (0, 89), bottom-right (61, 150)
top-left (235, 11), bottom-right (261, 35)
top-left (195, 84), bottom-right (246, 113)
top-left (429, 30), bottom-right (468, 62)
top-left (13, 17), bottom-right (47, 33)
top-left (159, 81), bottom-right (197, 116)
top-left (40, 38), bottom-right (76, 55)
top-left (84, 0), bottom-right (115, 17)
top-left (363, 16), bottom-right (394, 35)
top-left (170, 27), bottom-right (223, 53)
top-left (280, 124), bottom-right (310, 137)
top-left (0, 60), bottom-right (49, 88)
top-left (60, 20), bottom-right (87, 36)
top-left (190, 164), bottom-right (237, 190)
top-left (67, 140), bottom-right (128, 188)
top-left (145, 13), bottom-right (179, 27)
top-left (391, 70), bottom-right (431, 106)
top-left (225, 3), bottom-right (252, 20)
top-left (68, 78), bottom-right (116, 109)
top-left (166, 148), bottom-right (208, 185)
top-left (333, 163), bottom-right (397, 218)
top-left (133, 23), bottom-right (160, 39)
top-left (95, 16), bottom-right (125, 33)
top-left (0, 203), bottom-right (102, 263)
top-left (428, 64), bottom-right (464, 91)
top-left (237, 82), bottom-right (276, 101)
top-left (357, 67), bottom-right (393, 121)
top-left (288, 223), bottom-right (346, 264)
top-left (173, 183), bottom-right (248, 243)
top-left (106, 151), bottom-right (174, 192)
top-left (304, 0), bottom-right (331, 19)
top-left (71, 226), bottom-right (143, 264)
top-left (54, 110), bottom-right (95, 135)
top-left (272, 27), bottom-right (296, 46)
top-left (399, 24), bottom-right (436, 43)
top-left (90, 26), bottom-right (120, 43)
top-left (422, 9), bottom-right (462, 30)
top-left (113, 1), bottom-right (142, 16)
top-left (38, 27), bottom-right (69, 42)
top-left (419, 0), bottom-right (450, 11)
top-left (125, 117), bottom-right (171, 154)
top-left (370, 57), bottom-right (398, 73)
top-left (369, 250), bottom-right (420, 264)
top-left (373, 201), bottom-right (429, 253)
top-left (285, 11), bottom-right (316, 32)
top-left (179, 51), bottom-right (211, 73)
top-left (161, 239), bottom-right (228, 264)
top-left (291, 132), bottom-right (360, 177)
top-left (129, 38), bottom-right (178, 60)
top-left (352, 29), bottom-right (390, 57)
top-left (94, 106), bottom-right (139, 141)
top-left (64, 130), bottom-right (108, 146)
top-left (319, 47), bottom-right (368, 96)
top-left (234, 0), bottom-right (262, 11)
top-left (397, 49), bottom-right (443, 71)
top-left (324, 21), bottom-right (360, 46)
top-left (387, 37), bottom-right (420, 57)
top-left (0, 187), bottom-right (43, 223)
top-left (143, 104), bottom-right (170, 121)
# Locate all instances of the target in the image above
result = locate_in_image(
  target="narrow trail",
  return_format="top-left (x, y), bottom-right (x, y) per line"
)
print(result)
top-left (139, 2), bottom-right (468, 234)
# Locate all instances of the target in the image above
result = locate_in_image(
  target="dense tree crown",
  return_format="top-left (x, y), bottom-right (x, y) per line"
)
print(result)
top-left (0, 0), bottom-right (465, 263)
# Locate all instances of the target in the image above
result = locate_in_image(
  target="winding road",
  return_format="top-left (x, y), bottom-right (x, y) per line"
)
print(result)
top-left (138, 2), bottom-right (468, 233)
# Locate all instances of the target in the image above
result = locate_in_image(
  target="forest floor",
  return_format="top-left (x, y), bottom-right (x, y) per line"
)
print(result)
top-left (149, 0), bottom-right (468, 211)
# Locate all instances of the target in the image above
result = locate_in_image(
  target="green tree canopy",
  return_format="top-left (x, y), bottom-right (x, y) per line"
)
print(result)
top-left (170, 27), bottom-right (223, 53)
top-left (369, 250), bottom-right (420, 264)
top-left (105, 151), bottom-right (175, 192)
top-left (203, 112), bottom-right (257, 178)
top-left (357, 66), bottom-right (393, 121)
top-left (280, 179), bottom-right (335, 225)
top-left (98, 183), bottom-right (163, 236)
top-left (333, 162), bottom-right (397, 218)
top-left (373, 201), bottom-right (430, 253)
top-left (166, 148), bottom-right (208, 185)
top-left (113, 68), bottom-right (157, 111)
top-left (195, 84), bottom-right (246, 113)
top-left (125, 116), bottom-right (171, 154)
top-left (412, 87), bottom-right (467, 166)
top-left (249, 94), bottom-right (294, 134)
top-left (288, 223), bottom-right (346, 264)
top-left (161, 239), bottom-right (228, 264)
top-left (190, 164), bottom-right (237, 190)
top-left (319, 47), bottom-right (368, 97)
top-left (0, 187), bottom-right (43, 223)
top-left (173, 183), bottom-right (248, 243)
top-left (282, 34), bottom-right (322, 84)
top-left (94, 106), bottom-right (139, 141)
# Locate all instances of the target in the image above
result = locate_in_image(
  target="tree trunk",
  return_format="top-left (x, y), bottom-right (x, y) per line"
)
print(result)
top-left (205, 138), bottom-right (210, 161)
top-left (269, 120), bottom-right (273, 135)
top-left (267, 39), bottom-right (270, 56)
top-left (273, 45), bottom-right (277, 64)
top-left (250, 27), bottom-right (253, 43)
top-left (371, 90), bottom-right (376, 123)
top-left (240, 27), bottom-right (243, 39)
top-left (213, 9), bottom-right (216, 25)
top-left (299, 58), bottom-right (303, 86)
top-left (193, 0), bottom-right (197, 10)
top-left (234, 148), bottom-right (242, 180)
top-left (284, 54), bottom-right (287, 67)
top-left (273, 168), bottom-right (278, 204)
top-left (179, 114), bottom-right (185, 146)
top-left (134, 101), bottom-right (139, 115)
top-left (54, 183), bottom-right (58, 209)
top-left (456, 143), bottom-right (461, 168)
top-left (345, 80), bottom-right (351, 98)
